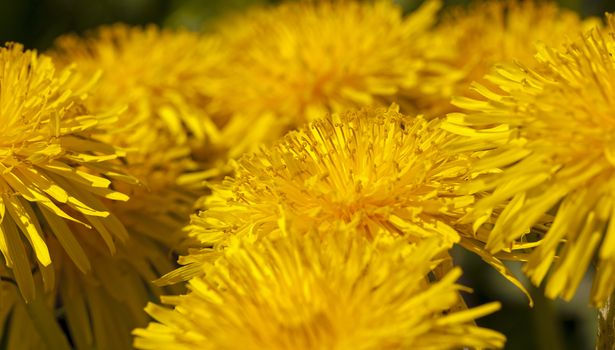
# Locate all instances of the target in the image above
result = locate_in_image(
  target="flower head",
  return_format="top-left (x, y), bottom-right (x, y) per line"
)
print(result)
top-left (204, 0), bottom-right (442, 158)
top-left (44, 26), bottom-right (218, 348)
top-left (135, 230), bottom-right (505, 350)
top-left (444, 16), bottom-right (615, 305)
top-left (52, 24), bottom-right (222, 166)
top-left (0, 42), bottom-right (185, 350)
top-left (50, 23), bottom-right (222, 252)
top-left (161, 106), bottom-right (529, 299)
top-left (0, 43), bottom-right (130, 302)
top-left (195, 106), bottom-right (467, 245)
top-left (416, 0), bottom-right (597, 115)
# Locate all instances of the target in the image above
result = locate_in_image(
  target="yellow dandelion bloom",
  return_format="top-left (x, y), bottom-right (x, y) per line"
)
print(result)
top-left (42, 26), bottom-right (221, 349)
top-left (135, 230), bottom-right (505, 350)
top-left (191, 106), bottom-right (466, 247)
top-left (416, 0), bottom-right (597, 115)
top-left (204, 0), bottom-right (442, 158)
top-left (443, 16), bottom-right (615, 305)
top-left (51, 24), bottom-right (223, 242)
top-left (161, 106), bottom-right (529, 300)
top-left (0, 43), bottom-right (130, 302)
top-left (52, 24), bottom-right (221, 163)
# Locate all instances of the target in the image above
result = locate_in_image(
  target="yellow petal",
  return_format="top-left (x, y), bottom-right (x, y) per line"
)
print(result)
top-left (1, 217), bottom-right (35, 302)
top-left (4, 195), bottom-right (50, 266)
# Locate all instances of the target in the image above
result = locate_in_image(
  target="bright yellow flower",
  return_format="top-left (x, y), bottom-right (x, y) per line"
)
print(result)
top-left (416, 0), bottom-right (598, 115)
top-left (204, 0), bottom-right (442, 159)
top-left (52, 24), bottom-right (222, 166)
top-left (161, 106), bottom-right (529, 299)
top-left (51, 24), bottom-right (223, 241)
top-left (135, 230), bottom-right (505, 350)
top-left (42, 25), bottom-right (221, 349)
top-left (0, 43), bottom-right (130, 303)
top-left (191, 106), bottom-right (465, 247)
top-left (443, 16), bottom-right (615, 305)
top-left (0, 42), bottom-right (184, 350)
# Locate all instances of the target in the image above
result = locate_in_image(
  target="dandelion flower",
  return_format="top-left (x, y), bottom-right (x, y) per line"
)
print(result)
top-left (416, 0), bottom-right (598, 115)
top-left (444, 16), bottom-right (615, 305)
top-left (0, 43), bottom-right (130, 302)
top-left (51, 24), bottom-right (224, 240)
top-left (204, 0), bottom-right (442, 158)
top-left (161, 106), bottom-right (529, 299)
top-left (42, 25), bottom-right (221, 349)
top-left (135, 230), bottom-right (505, 350)
top-left (52, 24), bottom-right (222, 165)
top-left (192, 106), bottom-right (466, 246)
top-left (0, 42), bottom-right (181, 350)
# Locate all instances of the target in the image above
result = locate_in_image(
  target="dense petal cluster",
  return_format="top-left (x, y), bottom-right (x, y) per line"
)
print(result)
top-left (6, 0), bottom-right (609, 348)
top-left (50, 22), bottom-right (216, 291)
top-left (135, 229), bottom-right (505, 350)
top-left (52, 24), bottom-right (222, 166)
top-left (415, 0), bottom-right (597, 115)
top-left (198, 106), bottom-right (466, 244)
top-left (0, 43), bottom-right (131, 302)
top-left (161, 106), bottom-right (528, 298)
top-left (203, 0), bottom-right (442, 159)
top-left (444, 16), bottom-right (615, 305)
top-left (51, 25), bottom-right (222, 236)
top-left (0, 42), bottom-right (188, 350)
top-left (38, 25), bottom-right (224, 349)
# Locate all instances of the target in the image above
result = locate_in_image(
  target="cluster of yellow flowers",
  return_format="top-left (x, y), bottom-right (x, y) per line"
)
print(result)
top-left (0, 0), bottom-right (612, 349)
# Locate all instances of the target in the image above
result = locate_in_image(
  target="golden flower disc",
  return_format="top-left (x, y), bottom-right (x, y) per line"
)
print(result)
top-left (135, 230), bottom-right (505, 350)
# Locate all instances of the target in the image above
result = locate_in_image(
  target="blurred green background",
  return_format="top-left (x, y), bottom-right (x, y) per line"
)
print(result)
top-left (0, 0), bottom-right (612, 349)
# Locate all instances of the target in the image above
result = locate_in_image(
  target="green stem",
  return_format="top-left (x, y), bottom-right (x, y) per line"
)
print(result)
top-left (532, 285), bottom-right (565, 350)
top-left (597, 292), bottom-right (615, 350)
